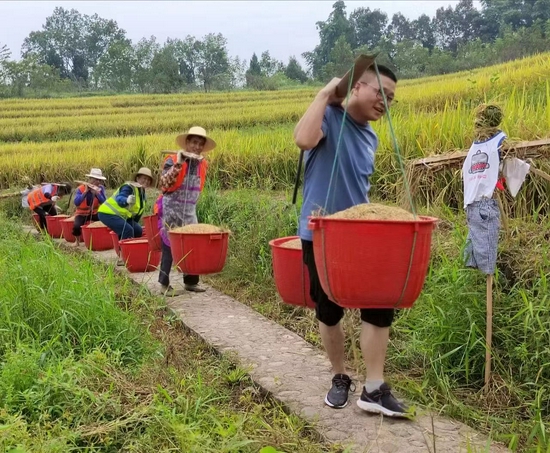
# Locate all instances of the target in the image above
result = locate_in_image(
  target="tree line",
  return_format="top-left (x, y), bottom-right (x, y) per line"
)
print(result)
top-left (0, 0), bottom-right (549, 97)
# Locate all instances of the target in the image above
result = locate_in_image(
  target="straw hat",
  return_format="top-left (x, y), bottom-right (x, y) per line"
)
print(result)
top-left (85, 168), bottom-right (107, 181)
top-left (134, 167), bottom-right (154, 182)
top-left (176, 126), bottom-right (217, 152)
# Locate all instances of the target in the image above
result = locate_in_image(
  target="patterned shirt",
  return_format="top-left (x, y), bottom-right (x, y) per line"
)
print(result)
top-left (160, 157), bottom-right (203, 246)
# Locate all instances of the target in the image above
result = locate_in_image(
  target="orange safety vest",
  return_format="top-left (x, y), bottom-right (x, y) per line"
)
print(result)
top-left (74, 184), bottom-right (101, 216)
top-left (27, 185), bottom-right (58, 210)
top-left (162, 154), bottom-right (208, 194)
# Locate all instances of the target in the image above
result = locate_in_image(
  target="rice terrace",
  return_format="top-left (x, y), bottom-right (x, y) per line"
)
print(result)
top-left (1, 1), bottom-right (550, 452)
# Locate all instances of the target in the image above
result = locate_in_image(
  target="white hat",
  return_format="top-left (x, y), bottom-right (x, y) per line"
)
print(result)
top-left (176, 126), bottom-right (217, 152)
top-left (85, 168), bottom-right (107, 181)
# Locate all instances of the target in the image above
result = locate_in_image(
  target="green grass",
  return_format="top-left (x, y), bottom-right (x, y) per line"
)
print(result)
top-left (0, 213), bottom-right (339, 453)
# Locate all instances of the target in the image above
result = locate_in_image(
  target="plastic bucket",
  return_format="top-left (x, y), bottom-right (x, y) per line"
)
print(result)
top-left (60, 217), bottom-right (77, 243)
top-left (168, 230), bottom-right (229, 275)
top-left (269, 236), bottom-right (315, 309)
top-left (308, 216), bottom-right (438, 309)
top-left (32, 213), bottom-right (42, 232)
top-left (45, 214), bottom-right (69, 238)
top-left (119, 238), bottom-right (161, 273)
top-left (82, 225), bottom-right (114, 251)
top-left (110, 230), bottom-right (120, 256)
top-left (143, 214), bottom-right (161, 251)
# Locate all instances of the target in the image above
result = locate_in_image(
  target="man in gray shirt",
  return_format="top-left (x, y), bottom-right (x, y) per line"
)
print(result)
top-left (295, 64), bottom-right (410, 417)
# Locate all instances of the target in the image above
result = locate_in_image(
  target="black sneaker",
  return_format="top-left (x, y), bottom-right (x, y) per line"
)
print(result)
top-left (325, 374), bottom-right (355, 408)
top-left (357, 383), bottom-right (413, 418)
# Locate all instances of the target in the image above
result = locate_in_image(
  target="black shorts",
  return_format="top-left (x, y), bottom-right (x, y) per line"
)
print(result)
top-left (301, 240), bottom-right (395, 328)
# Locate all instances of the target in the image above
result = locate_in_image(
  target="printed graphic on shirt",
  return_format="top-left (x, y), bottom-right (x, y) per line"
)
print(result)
top-left (468, 150), bottom-right (490, 174)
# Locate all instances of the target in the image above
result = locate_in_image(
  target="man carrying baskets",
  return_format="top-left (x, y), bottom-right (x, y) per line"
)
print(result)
top-left (294, 64), bottom-right (410, 417)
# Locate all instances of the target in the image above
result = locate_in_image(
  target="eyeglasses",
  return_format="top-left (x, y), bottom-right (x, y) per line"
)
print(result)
top-left (358, 82), bottom-right (398, 105)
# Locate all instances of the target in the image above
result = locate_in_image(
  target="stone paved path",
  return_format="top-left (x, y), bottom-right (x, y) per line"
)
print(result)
top-left (28, 229), bottom-right (509, 453)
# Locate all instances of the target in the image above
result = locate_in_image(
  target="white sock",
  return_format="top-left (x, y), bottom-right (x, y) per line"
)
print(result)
top-left (365, 379), bottom-right (384, 393)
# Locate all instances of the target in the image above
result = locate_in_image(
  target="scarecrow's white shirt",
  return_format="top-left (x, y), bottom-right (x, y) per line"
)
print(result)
top-left (462, 131), bottom-right (506, 208)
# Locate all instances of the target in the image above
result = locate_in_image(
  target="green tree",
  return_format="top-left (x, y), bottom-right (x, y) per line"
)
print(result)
top-left (132, 36), bottom-right (159, 93)
top-left (3, 56), bottom-right (72, 97)
top-left (412, 14), bottom-right (436, 50)
top-left (166, 36), bottom-right (201, 87)
top-left (0, 43), bottom-right (11, 85)
top-left (150, 45), bottom-right (183, 93)
top-left (349, 7), bottom-right (388, 49)
top-left (303, 0), bottom-right (354, 78)
top-left (321, 35), bottom-right (354, 82)
top-left (195, 33), bottom-right (232, 92)
top-left (387, 12), bottom-right (414, 42)
top-left (22, 7), bottom-right (127, 84)
top-left (245, 53), bottom-right (263, 89)
top-left (285, 56), bottom-right (308, 83)
top-left (259, 51), bottom-right (284, 77)
top-left (93, 39), bottom-right (134, 91)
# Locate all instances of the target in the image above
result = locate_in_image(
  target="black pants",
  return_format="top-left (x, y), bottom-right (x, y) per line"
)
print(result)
top-left (158, 242), bottom-right (199, 287)
top-left (73, 213), bottom-right (99, 237)
top-left (33, 204), bottom-right (57, 230)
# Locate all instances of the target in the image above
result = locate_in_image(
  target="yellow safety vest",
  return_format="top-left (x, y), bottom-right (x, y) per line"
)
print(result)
top-left (98, 183), bottom-right (144, 219)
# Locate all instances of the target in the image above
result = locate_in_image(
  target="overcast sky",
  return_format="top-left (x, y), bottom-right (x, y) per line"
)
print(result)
top-left (1, 1), bottom-right (470, 65)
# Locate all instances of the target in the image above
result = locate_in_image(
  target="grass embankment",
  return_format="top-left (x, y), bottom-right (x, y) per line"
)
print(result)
top-left (0, 214), bottom-right (337, 453)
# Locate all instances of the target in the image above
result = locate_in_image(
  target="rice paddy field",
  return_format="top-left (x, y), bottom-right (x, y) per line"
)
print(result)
top-left (2, 53), bottom-right (550, 451)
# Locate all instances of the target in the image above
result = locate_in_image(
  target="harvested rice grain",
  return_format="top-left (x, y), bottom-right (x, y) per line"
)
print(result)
top-left (64, 216), bottom-right (76, 221)
top-left (280, 238), bottom-right (302, 250)
top-left (171, 223), bottom-right (226, 234)
top-left (87, 221), bottom-right (107, 228)
top-left (327, 203), bottom-right (416, 221)
top-left (124, 239), bottom-right (148, 244)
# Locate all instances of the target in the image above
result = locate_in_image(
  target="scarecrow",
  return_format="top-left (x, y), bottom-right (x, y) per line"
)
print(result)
top-left (462, 104), bottom-right (531, 386)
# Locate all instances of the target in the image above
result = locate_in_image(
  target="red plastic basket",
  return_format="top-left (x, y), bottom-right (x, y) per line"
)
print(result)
top-left (143, 214), bottom-right (161, 251)
top-left (82, 225), bottom-right (114, 251)
top-left (119, 238), bottom-right (160, 272)
top-left (269, 236), bottom-right (315, 309)
top-left (168, 230), bottom-right (229, 275)
top-left (32, 213), bottom-right (41, 232)
top-left (308, 216), bottom-right (437, 309)
top-left (110, 230), bottom-right (120, 256)
top-left (60, 217), bottom-right (77, 243)
top-left (45, 214), bottom-right (69, 238)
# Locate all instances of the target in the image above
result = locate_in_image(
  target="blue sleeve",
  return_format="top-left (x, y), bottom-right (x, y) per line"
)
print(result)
top-left (96, 186), bottom-right (106, 204)
top-left (115, 185), bottom-right (133, 207)
top-left (163, 156), bottom-right (175, 175)
top-left (74, 187), bottom-right (85, 206)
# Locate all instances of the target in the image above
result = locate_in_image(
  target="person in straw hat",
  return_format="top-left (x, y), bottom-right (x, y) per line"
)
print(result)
top-left (72, 168), bottom-right (107, 246)
top-left (157, 126), bottom-right (216, 296)
top-left (98, 167), bottom-right (154, 247)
